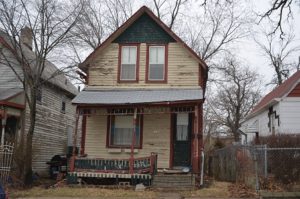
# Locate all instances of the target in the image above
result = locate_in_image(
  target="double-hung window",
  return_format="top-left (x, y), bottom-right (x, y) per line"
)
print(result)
top-left (148, 45), bottom-right (166, 81)
top-left (119, 45), bottom-right (138, 81)
top-left (108, 111), bottom-right (142, 148)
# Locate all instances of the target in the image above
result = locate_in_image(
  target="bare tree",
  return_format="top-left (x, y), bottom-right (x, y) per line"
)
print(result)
top-left (254, 29), bottom-right (300, 85)
top-left (152, 0), bottom-right (188, 29)
top-left (209, 57), bottom-right (261, 141)
top-left (182, 0), bottom-right (252, 64)
top-left (67, 0), bottom-right (134, 68)
top-left (260, 0), bottom-right (299, 37)
top-left (103, 0), bottom-right (134, 32)
top-left (0, 0), bottom-right (82, 185)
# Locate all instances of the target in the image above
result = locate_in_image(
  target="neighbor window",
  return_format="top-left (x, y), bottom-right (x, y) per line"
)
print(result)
top-left (108, 112), bottom-right (142, 148)
top-left (61, 99), bottom-right (66, 113)
top-left (36, 87), bottom-right (42, 103)
top-left (148, 46), bottom-right (166, 81)
top-left (120, 45), bottom-right (138, 81)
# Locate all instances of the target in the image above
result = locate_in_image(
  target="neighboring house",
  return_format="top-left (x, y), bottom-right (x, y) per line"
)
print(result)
top-left (71, 6), bottom-right (208, 184)
top-left (0, 28), bottom-right (79, 175)
top-left (241, 70), bottom-right (300, 143)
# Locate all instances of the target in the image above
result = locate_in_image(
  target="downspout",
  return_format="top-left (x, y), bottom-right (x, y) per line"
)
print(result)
top-left (200, 150), bottom-right (204, 186)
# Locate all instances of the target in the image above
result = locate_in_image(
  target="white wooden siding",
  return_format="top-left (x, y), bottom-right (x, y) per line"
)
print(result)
top-left (241, 103), bottom-right (281, 143)
top-left (85, 108), bottom-right (171, 168)
top-left (88, 43), bottom-right (200, 88)
top-left (26, 84), bottom-right (79, 175)
top-left (278, 97), bottom-right (300, 133)
top-left (0, 48), bottom-right (23, 89)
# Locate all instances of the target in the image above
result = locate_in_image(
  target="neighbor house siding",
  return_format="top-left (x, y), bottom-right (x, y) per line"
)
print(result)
top-left (88, 43), bottom-right (199, 88)
top-left (278, 97), bottom-right (300, 133)
top-left (242, 103), bottom-right (281, 143)
top-left (85, 108), bottom-right (170, 168)
top-left (25, 84), bottom-right (78, 175)
top-left (0, 48), bottom-right (23, 89)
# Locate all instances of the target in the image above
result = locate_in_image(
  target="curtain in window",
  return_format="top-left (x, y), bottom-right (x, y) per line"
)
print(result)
top-left (110, 115), bottom-right (140, 146)
top-left (149, 46), bottom-right (165, 80)
top-left (176, 113), bottom-right (189, 141)
top-left (121, 46), bottom-right (137, 80)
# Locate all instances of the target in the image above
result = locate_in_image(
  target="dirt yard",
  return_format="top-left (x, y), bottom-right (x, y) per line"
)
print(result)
top-left (10, 181), bottom-right (257, 198)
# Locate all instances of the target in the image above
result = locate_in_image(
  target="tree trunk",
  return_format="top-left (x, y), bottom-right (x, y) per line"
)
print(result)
top-left (23, 88), bottom-right (37, 186)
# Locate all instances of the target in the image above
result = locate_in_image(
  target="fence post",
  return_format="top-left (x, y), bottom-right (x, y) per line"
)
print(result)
top-left (253, 147), bottom-right (260, 192)
top-left (264, 144), bottom-right (268, 178)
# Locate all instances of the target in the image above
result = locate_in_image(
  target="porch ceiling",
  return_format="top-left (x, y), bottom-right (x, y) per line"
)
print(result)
top-left (72, 88), bottom-right (203, 105)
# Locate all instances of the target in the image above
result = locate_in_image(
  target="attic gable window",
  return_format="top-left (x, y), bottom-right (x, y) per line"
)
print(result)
top-left (146, 44), bottom-right (168, 83)
top-left (118, 44), bottom-right (139, 82)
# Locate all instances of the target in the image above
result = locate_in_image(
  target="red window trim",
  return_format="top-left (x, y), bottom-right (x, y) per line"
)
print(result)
top-left (80, 115), bottom-right (87, 155)
top-left (117, 43), bottom-right (140, 83)
top-left (145, 44), bottom-right (168, 83)
top-left (106, 114), bottom-right (143, 149)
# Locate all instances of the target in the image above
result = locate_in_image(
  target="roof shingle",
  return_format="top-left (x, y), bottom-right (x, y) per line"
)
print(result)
top-left (251, 70), bottom-right (300, 115)
top-left (72, 88), bottom-right (203, 105)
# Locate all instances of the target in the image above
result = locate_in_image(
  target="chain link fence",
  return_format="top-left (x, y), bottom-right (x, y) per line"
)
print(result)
top-left (210, 144), bottom-right (300, 191)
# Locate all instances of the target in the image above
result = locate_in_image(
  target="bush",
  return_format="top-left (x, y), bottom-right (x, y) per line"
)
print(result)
top-left (259, 134), bottom-right (300, 184)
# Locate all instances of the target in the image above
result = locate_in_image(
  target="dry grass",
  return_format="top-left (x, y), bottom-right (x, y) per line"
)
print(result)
top-left (10, 187), bottom-right (157, 198)
top-left (10, 181), bottom-right (232, 198)
top-left (180, 181), bottom-right (231, 198)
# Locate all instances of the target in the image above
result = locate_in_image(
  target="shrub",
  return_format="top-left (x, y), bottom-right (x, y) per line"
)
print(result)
top-left (259, 134), bottom-right (300, 184)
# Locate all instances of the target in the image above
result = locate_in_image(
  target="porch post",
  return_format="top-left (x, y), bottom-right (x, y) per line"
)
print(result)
top-left (129, 108), bottom-right (137, 174)
top-left (70, 108), bottom-right (80, 172)
top-left (198, 102), bottom-right (204, 175)
top-left (192, 105), bottom-right (199, 173)
top-left (0, 109), bottom-right (7, 146)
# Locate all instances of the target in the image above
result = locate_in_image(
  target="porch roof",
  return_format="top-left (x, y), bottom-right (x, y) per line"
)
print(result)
top-left (0, 88), bottom-right (23, 101)
top-left (72, 88), bottom-right (203, 105)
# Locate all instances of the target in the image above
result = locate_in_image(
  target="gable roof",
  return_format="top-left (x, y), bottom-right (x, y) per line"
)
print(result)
top-left (0, 30), bottom-right (78, 96)
top-left (249, 70), bottom-right (300, 117)
top-left (79, 6), bottom-right (207, 72)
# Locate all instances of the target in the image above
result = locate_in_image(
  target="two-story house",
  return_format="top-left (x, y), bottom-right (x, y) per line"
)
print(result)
top-left (70, 6), bottom-right (208, 186)
top-left (0, 28), bottom-right (79, 176)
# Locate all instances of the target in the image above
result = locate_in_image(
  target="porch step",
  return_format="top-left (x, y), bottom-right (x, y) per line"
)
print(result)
top-left (152, 174), bottom-right (194, 188)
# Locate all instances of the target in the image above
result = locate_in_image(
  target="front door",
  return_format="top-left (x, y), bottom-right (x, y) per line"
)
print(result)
top-left (172, 113), bottom-right (192, 167)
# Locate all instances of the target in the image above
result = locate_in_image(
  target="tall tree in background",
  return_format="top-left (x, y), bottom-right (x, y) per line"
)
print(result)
top-left (260, 0), bottom-right (299, 37)
top-left (255, 29), bottom-right (300, 85)
top-left (152, 0), bottom-right (188, 29)
top-left (0, 0), bottom-right (82, 185)
top-left (208, 57), bottom-right (261, 141)
top-left (67, 0), bottom-right (134, 66)
top-left (185, 0), bottom-right (252, 64)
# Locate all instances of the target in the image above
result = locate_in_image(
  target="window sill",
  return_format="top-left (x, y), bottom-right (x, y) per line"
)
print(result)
top-left (107, 148), bottom-right (122, 153)
top-left (145, 80), bottom-right (167, 83)
top-left (124, 149), bottom-right (139, 153)
top-left (118, 80), bottom-right (139, 83)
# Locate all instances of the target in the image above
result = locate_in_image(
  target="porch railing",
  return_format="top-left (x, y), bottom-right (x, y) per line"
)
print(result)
top-left (70, 152), bottom-right (158, 175)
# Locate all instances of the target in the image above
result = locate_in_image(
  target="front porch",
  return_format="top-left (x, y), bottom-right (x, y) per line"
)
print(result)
top-left (70, 88), bottom-right (204, 186)
top-left (68, 153), bottom-right (157, 185)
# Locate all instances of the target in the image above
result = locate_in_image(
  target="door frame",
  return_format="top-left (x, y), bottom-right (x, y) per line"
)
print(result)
top-left (169, 112), bottom-right (193, 168)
